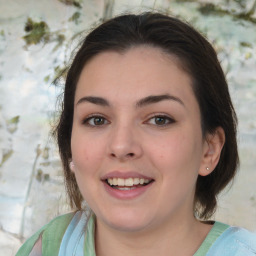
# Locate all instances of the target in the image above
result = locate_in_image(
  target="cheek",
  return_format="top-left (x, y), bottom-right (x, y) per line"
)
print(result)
top-left (71, 131), bottom-right (105, 174)
top-left (148, 132), bottom-right (189, 159)
top-left (70, 135), bottom-right (102, 199)
top-left (146, 129), bottom-right (202, 175)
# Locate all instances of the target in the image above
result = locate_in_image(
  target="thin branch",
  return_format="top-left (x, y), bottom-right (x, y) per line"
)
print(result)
top-left (19, 145), bottom-right (41, 238)
top-left (102, 0), bottom-right (115, 22)
top-left (246, 0), bottom-right (256, 16)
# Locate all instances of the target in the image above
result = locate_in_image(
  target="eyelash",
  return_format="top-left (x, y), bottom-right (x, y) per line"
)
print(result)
top-left (145, 114), bottom-right (175, 127)
top-left (82, 114), bottom-right (175, 127)
top-left (82, 114), bottom-right (109, 127)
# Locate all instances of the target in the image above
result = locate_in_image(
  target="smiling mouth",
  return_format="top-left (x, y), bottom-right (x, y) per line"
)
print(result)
top-left (105, 177), bottom-right (154, 190)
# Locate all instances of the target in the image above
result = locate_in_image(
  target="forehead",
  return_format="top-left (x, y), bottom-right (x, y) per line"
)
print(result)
top-left (75, 46), bottom-right (196, 107)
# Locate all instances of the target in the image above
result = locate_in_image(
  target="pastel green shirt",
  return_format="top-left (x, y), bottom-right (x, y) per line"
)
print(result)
top-left (16, 211), bottom-right (256, 256)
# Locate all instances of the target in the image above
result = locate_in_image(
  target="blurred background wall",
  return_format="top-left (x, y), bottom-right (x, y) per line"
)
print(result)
top-left (0, 0), bottom-right (255, 255)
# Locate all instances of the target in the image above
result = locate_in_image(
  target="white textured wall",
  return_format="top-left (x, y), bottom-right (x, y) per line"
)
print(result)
top-left (0, 0), bottom-right (255, 255)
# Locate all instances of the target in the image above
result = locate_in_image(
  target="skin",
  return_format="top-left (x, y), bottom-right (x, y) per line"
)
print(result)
top-left (71, 46), bottom-right (225, 256)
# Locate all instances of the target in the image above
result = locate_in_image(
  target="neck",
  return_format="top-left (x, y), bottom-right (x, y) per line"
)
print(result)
top-left (95, 213), bottom-right (212, 256)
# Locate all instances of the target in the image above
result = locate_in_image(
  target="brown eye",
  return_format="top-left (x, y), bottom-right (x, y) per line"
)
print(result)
top-left (83, 116), bottom-right (108, 126)
top-left (155, 117), bottom-right (167, 125)
top-left (93, 117), bottom-right (105, 125)
top-left (147, 115), bottom-right (175, 126)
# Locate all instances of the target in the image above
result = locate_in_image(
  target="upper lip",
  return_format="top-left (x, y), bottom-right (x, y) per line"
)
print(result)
top-left (101, 171), bottom-right (154, 180)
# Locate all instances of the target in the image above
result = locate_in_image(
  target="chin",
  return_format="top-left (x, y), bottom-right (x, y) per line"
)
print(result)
top-left (107, 220), bottom-right (150, 233)
top-left (97, 209), bottom-right (153, 233)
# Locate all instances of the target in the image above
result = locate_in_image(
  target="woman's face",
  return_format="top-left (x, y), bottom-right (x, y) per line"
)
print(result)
top-left (71, 46), bottom-right (210, 233)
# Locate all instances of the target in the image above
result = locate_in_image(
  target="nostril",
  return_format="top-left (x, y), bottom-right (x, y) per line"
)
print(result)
top-left (110, 152), bottom-right (135, 158)
top-left (110, 153), bottom-right (116, 157)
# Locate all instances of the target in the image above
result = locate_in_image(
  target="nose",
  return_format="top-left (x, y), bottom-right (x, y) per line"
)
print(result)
top-left (108, 123), bottom-right (143, 161)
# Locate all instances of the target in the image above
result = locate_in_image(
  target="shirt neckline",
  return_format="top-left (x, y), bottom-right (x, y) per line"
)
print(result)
top-left (84, 214), bottom-right (229, 256)
top-left (193, 221), bottom-right (230, 256)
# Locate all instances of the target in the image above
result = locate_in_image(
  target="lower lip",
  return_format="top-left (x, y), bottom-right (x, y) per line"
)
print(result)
top-left (103, 182), bottom-right (154, 200)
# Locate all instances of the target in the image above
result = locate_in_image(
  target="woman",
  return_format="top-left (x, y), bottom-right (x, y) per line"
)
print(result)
top-left (16, 12), bottom-right (256, 256)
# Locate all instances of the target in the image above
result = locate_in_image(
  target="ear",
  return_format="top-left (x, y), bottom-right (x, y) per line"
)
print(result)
top-left (69, 161), bottom-right (75, 172)
top-left (199, 127), bottom-right (225, 176)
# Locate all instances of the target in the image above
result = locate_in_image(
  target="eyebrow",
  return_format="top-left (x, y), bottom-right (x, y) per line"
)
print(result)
top-left (76, 96), bottom-right (110, 106)
top-left (76, 94), bottom-right (184, 107)
top-left (136, 94), bottom-right (184, 108)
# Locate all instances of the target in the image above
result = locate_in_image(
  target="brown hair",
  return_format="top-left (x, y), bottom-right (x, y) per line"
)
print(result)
top-left (54, 12), bottom-right (239, 219)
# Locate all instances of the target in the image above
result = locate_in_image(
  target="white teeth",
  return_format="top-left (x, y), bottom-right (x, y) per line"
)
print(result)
top-left (134, 178), bottom-right (140, 185)
top-left (117, 178), bottom-right (124, 186)
top-left (125, 178), bottom-right (133, 186)
top-left (113, 178), bottom-right (118, 186)
top-left (116, 187), bottom-right (136, 190)
top-left (107, 177), bottom-right (151, 187)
